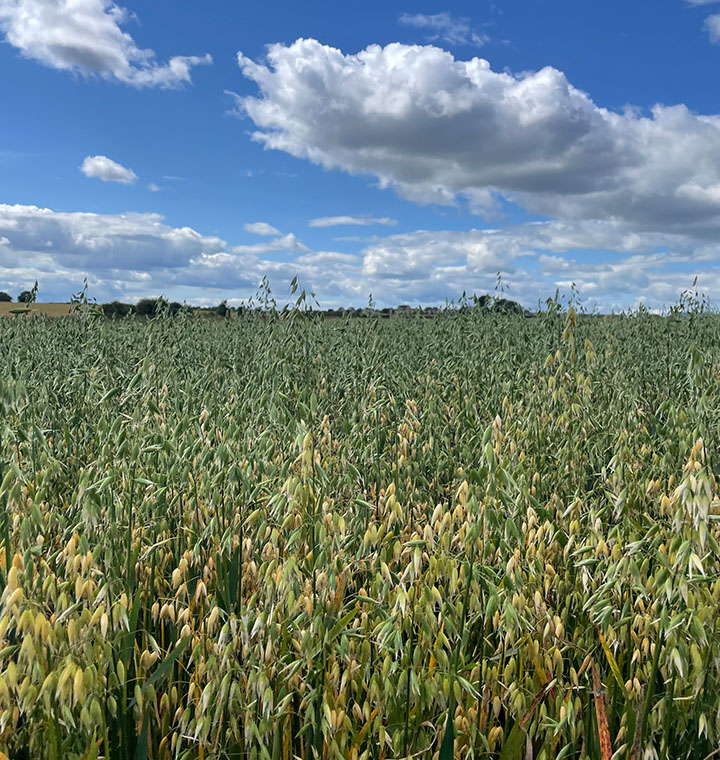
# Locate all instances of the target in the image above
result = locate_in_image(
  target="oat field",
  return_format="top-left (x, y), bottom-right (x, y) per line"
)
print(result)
top-left (1, 298), bottom-right (719, 760)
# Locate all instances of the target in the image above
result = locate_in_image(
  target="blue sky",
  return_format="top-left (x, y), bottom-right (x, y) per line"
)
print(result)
top-left (1, 0), bottom-right (720, 310)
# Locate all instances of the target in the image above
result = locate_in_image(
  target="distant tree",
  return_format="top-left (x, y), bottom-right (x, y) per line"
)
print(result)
top-left (134, 297), bottom-right (184, 317)
top-left (138, 298), bottom-right (169, 316)
top-left (492, 297), bottom-right (523, 315)
top-left (135, 298), bottom-right (158, 316)
top-left (215, 300), bottom-right (228, 318)
top-left (102, 301), bottom-right (133, 318)
top-left (0, 292), bottom-right (11, 302)
top-left (17, 281), bottom-right (39, 304)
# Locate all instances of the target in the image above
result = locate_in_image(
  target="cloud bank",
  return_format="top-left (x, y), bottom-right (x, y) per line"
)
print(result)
top-left (0, 203), bottom-right (715, 312)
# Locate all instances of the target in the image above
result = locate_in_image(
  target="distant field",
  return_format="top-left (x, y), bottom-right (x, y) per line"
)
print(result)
top-left (0, 301), bottom-right (71, 316)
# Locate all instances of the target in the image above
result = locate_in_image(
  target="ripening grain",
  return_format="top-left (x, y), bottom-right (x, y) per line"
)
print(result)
top-left (0, 298), bottom-right (718, 759)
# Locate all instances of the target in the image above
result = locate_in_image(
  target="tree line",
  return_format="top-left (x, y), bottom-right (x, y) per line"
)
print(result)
top-left (0, 290), bottom-right (33, 303)
top-left (2, 289), bottom-right (526, 318)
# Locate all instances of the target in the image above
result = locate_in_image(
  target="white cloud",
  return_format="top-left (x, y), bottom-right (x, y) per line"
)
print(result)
top-left (399, 12), bottom-right (489, 47)
top-left (232, 233), bottom-right (310, 255)
top-left (0, 0), bottom-right (211, 87)
top-left (0, 203), bottom-right (225, 273)
top-left (361, 228), bottom-right (514, 280)
top-left (80, 155), bottom-right (137, 184)
top-left (309, 215), bottom-right (397, 228)
top-left (148, 182), bottom-right (161, 192)
top-left (352, 221), bottom-right (719, 310)
top-left (685, 1), bottom-right (720, 44)
top-left (244, 221), bottom-right (281, 236)
top-left (235, 39), bottom-right (720, 236)
top-left (1, 201), bottom-right (718, 312)
top-left (538, 253), bottom-right (573, 272)
top-left (705, 14), bottom-right (720, 41)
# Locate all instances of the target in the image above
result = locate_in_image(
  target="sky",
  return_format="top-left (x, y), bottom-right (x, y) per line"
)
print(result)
top-left (1, 0), bottom-right (720, 311)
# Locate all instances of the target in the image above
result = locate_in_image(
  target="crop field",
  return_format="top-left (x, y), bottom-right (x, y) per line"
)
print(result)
top-left (0, 300), bottom-right (719, 759)
top-left (0, 303), bottom-right (72, 318)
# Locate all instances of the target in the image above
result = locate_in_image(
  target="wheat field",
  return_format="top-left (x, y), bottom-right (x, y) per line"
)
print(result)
top-left (0, 296), bottom-right (718, 759)
top-left (0, 303), bottom-right (72, 318)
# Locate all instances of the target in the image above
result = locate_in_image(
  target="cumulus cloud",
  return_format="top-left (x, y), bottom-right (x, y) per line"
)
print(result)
top-left (309, 215), bottom-right (397, 228)
top-left (398, 12), bottom-right (489, 47)
top-left (0, 202), bottom-right (717, 312)
top-left (361, 228), bottom-right (513, 280)
top-left (234, 39), bottom-right (720, 236)
top-left (0, 0), bottom-right (211, 87)
top-left (0, 203), bottom-right (325, 301)
top-left (80, 155), bottom-right (137, 184)
top-left (0, 203), bottom-right (225, 272)
top-left (244, 221), bottom-right (281, 236)
top-left (354, 221), bottom-right (718, 310)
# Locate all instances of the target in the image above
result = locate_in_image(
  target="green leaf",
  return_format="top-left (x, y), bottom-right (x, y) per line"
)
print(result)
top-left (499, 721), bottom-right (525, 760)
top-left (598, 631), bottom-right (628, 698)
top-left (229, 544), bottom-right (241, 608)
top-left (438, 708), bottom-right (455, 760)
top-left (133, 712), bottom-right (149, 760)
top-left (122, 588), bottom-right (143, 668)
top-left (326, 608), bottom-right (356, 644)
top-left (639, 625), bottom-right (664, 749)
top-left (142, 636), bottom-right (191, 695)
top-left (99, 387), bottom-right (121, 404)
top-left (0, 644), bottom-right (20, 660)
top-left (130, 636), bottom-right (191, 707)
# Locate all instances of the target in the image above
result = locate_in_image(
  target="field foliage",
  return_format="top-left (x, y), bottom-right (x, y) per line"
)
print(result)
top-left (0, 294), bottom-right (719, 759)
